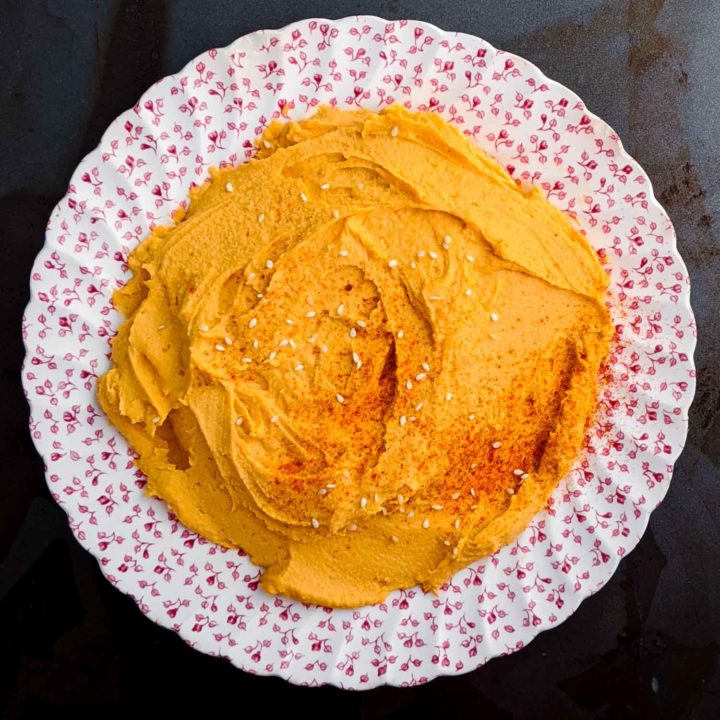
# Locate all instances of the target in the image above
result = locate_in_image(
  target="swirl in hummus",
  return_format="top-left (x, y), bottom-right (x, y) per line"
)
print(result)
top-left (98, 105), bottom-right (613, 607)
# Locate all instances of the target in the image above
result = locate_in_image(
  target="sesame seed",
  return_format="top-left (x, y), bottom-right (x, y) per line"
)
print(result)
top-left (471, 463), bottom-right (478, 469)
top-left (429, 251), bottom-right (438, 259)
top-left (374, 493), bottom-right (380, 503)
top-left (422, 518), bottom-right (430, 529)
top-left (415, 373), bottom-right (427, 381)
top-left (391, 535), bottom-right (399, 543)
top-left (263, 140), bottom-right (272, 149)
top-left (357, 182), bottom-right (364, 190)
top-left (339, 249), bottom-right (349, 257)
top-left (215, 344), bottom-right (226, 352)
top-left (468, 413), bottom-right (475, 420)
top-left (356, 320), bottom-right (367, 328)
top-left (199, 324), bottom-right (209, 332)
top-left (391, 126), bottom-right (399, 137)
top-left (470, 487), bottom-right (476, 497)
top-left (247, 317), bottom-right (257, 330)
top-left (235, 417), bottom-right (243, 426)
top-left (429, 295), bottom-right (442, 301)
top-left (257, 293), bottom-right (263, 299)
top-left (308, 336), bottom-right (316, 343)
top-left (279, 339), bottom-right (289, 347)
top-left (409, 415), bottom-right (416, 422)
top-left (422, 362), bottom-right (430, 371)
top-left (491, 312), bottom-right (499, 322)
top-left (311, 518), bottom-right (320, 529)
top-left (466, 255), bottom-right (475, 263)
top-left (225, 182), bottom-right (234, 192)
top-left (397, 329), bottom-right (404, 339)
top-left (252, 339), bottom-right (259, 349)
top-left (352, 351), bottom-right (361, 366)
top-left (242, 357), bottom-right (253, 363)
top-left (452, 546), bottom-right (459, 557)
top-left (266, 259), bottom-right (274, 269)
top-left (157, 324), bottom-right (166, 330)
top-left (332, 209), bottom-right (340, 219)
top-left (320, 183), bottom-right (330, 190)
top-left (446, 392), bottom-right (453, 401)
top-left (442, 235), bottom-right (452, 248)
top-left (152, 416), bottom-right (160, 424)
top-left (489, 333), bottom-right (497, 340)
top-left (507, 488), bottom-right (515, 495)
top-left (513, 469), bottom-right (524, 476)
top-left (492, 441), bottom-right (502, 449)
top-left (417, 249), bottom-right (426, 258)
top-left (444, 539), bottom-right (451, 546)
top-left (349, 328), bottom-right (357, 338)
top-left (225, 336), bottom-right (233, 345)
top-left (407, 511), bottom-right (415, 519)
top-left (399, 506), bottom-right (406, 513)
top-left (321, 344), bottom-right (329, 353)
top-left (397, 494), bottom-right (405, 504)
top-left (451, 492), bottom-right (460, 500)
top-left (360, 497), bottom-right (367, 509)
top-left (300, 192), bottom-right (308, 202)
top-left (258, 213), bottom-right (265, 222)
top-left (431, 504), bottom-right (443, 511)
top-left (306, 310), bottom-right (316, 318)
top-left (411, 261), bottom-right (417, 269)
top-left (271, 415), bottom-right (279, 424)
top-left (470, 504), bottom-right (478, 510)
top-left (348, 523), bottom-right (358, 532)
top-left (465, 289), bottom-right (473, 296)
top-left (400, 415), bottom-right (407, 426)
top-left (337, 303), bottom-right (344, 315)
top-left (318, 488), bottom-right (327, 496)
top-left (454, 518), bottom-right (461, 529)
top-left (388, 259), bottom-right (398, 268)
top-left (248, 272), bottom-right (256, 281)
top-left (521, 473), bottom-right (529, 481)
top-left (295, 363), bottom-right (304, 371)
top-left (336, 393), bottom-right (345, 404)
top-left (415, 402), bottom-right (424, 411)
top-left (286, 319), bottom-right (294, 326)
top-left (268, 351), bottom-right (277, 361)
top-left (326, 482), bottom-right (336, 489)
top-left (406, 380), bottom-right (413, 390)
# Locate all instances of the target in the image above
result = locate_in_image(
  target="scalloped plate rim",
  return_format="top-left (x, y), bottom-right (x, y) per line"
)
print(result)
top-left (21, 15), bottom-right (696, 689)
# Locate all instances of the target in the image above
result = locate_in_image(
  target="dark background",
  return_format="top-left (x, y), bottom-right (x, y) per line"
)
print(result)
top-left (2, 1), bottom-right (718, 718)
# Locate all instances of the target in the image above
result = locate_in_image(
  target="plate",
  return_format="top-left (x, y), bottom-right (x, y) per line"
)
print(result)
top-left (22, 16), bottom-right (696, 688)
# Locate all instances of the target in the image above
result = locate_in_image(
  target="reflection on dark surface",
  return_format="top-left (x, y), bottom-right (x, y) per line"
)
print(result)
top-left (559, 531), bottom-right (717, 719)
top-left (1, 0), bottom-right (719, 717)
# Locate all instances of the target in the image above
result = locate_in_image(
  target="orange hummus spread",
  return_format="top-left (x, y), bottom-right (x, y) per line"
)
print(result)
top-left (98, 105), bottom-right (612, 607)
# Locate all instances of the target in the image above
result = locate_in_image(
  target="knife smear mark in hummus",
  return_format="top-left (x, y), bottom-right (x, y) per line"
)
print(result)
top-left (98, 105), bottom-right (612, 607)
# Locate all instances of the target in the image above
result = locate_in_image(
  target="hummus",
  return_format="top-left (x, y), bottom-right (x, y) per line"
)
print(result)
top-left (98, 105), bottom-right (612, 607)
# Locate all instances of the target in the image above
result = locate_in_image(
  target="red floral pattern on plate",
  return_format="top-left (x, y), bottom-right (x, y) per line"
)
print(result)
top-left (22, 17), bottom-right (696, 688)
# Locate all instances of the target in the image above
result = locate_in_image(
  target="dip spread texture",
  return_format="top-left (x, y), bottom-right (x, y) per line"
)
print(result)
top-left (98, 105), bottom-right (612, 607)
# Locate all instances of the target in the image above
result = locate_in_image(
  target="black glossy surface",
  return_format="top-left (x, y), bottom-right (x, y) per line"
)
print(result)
top-left (2, 1), bottom-right (718, 717)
